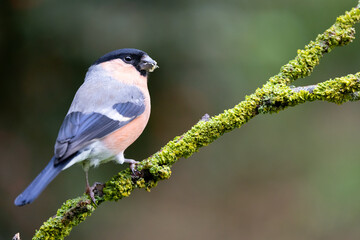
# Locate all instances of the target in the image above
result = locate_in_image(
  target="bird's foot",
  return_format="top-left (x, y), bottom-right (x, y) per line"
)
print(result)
top-left (124, 159), bottom-right (142, 177)
top-left (86, 182), bottom-right (104, 205)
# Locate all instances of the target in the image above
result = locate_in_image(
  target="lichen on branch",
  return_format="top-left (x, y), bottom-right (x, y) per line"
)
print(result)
top-left (31, 3), bottom-right (360, 240)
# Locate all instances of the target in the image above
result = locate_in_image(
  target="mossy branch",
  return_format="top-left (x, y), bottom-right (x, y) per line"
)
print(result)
top-left (31, 3), bottom-right (360, 240)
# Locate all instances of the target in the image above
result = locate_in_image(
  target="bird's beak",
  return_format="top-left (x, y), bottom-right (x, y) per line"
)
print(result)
top-left (140, 55), bottom-right (159, 72)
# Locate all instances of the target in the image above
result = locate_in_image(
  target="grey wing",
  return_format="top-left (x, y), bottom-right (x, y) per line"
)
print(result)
top-left (54, 101), bottom-right (145, 165)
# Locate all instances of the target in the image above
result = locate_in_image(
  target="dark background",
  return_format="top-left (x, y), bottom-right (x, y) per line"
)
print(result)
top-left (1, 0), bottom-right (360, 239)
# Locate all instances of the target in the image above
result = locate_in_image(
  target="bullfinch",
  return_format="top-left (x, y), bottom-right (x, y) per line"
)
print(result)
top-left (14, 48), bottom-right (158, 206)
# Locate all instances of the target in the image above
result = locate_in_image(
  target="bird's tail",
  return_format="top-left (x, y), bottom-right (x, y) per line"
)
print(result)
top-left (14, 156), bottom-right (65, 206)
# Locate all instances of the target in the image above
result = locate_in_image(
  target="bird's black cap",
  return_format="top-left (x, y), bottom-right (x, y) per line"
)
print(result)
top-left (93, 48), bottom-right (157, 76)
top-left (93, 48), bottom-right (147, 65)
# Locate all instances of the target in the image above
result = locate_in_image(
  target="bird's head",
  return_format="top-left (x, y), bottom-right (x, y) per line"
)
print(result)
top-left (93, 48), bottom-right (158, 77)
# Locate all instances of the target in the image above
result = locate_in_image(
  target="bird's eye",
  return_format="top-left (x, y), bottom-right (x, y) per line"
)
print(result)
top-left (124, 56), bottom-right (132, 62)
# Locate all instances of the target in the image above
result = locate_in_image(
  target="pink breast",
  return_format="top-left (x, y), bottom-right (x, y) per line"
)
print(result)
top-left (102, 108), bottom-right (150, 154)
top-left (100, 59), bottom-right (151, 154)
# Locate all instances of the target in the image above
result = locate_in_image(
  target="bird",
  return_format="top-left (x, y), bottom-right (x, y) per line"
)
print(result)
top-left (14, 48), bottom-right (158, 206)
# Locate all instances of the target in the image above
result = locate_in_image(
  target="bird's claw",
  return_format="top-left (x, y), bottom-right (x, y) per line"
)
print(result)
top-left (129, 162), bottom-right (137, 173)
top-left (130, 162), bottom-right (146, 179)
top-left (86, 182), bottom-right (104, 205)
top-left (125, 159), bottom-right (141, 177)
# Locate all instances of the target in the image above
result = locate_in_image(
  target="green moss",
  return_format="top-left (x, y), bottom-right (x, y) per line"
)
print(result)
top-left (103, 170), bottom-right (134, 201)
top-left (277, 7), bottom-right (360, 84)
top-left (32, 197), bottom-right (95, 240)
top-left (313, 73), bottom-right (360, 104)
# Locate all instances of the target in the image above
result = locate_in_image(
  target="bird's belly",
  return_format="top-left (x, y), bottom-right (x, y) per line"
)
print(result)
top-left (102, 112), bottom-right (150, 154)
top-left (63, 140), bottom-right (115, 170)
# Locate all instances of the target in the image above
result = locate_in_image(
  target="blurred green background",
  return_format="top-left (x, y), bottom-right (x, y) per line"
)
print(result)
top-left (1, 0), bottom-right (360, 239)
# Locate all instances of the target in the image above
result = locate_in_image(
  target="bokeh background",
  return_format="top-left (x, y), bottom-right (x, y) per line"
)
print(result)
top-left (1, 0), bottom-right (360, 239)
